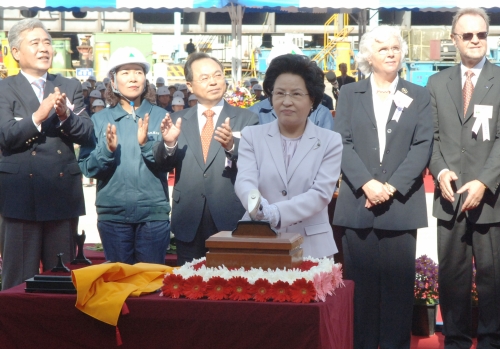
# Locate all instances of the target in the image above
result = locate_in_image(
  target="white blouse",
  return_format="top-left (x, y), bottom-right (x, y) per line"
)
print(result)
top-left (370, 74), bottom-right (399, 162)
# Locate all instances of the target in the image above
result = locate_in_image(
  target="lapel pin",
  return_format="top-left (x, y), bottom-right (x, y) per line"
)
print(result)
top-left (402, 88), bottom-right (408, 94)
top-left (313, 139), bottom-right (321, 150)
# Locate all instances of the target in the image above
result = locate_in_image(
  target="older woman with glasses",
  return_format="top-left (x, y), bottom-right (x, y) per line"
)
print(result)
top-left (333, 26), bottom-right (434, 349)
top-left (235, 54), bottom-right (343, 258)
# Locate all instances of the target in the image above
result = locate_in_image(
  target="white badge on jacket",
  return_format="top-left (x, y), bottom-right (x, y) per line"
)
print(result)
top-left (472, 105), bottom-right (492, 141)
top-left (391, 90), bottom-right (413, 122)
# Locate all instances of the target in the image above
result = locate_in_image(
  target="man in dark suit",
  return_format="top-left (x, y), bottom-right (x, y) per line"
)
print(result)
top-left (154, 52), bottom-right (259, 265)
top-left (427, 8), bottom-right (500, 349)
top-left (337, 63), bottom-right (356, 91)
top-left (0, 19), bottom-right (93, 290)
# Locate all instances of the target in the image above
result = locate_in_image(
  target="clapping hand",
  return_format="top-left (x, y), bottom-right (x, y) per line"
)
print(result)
top-left (160, 113), bottom-right (182, 147)
top-left (214, 117), bottom-right (234, 151)
top-left (106, 123), bottom-right (118, 152)
top-left (53, 87), bottom-right (69, 121)
top-left (138, 113), bottom-right (150, 146)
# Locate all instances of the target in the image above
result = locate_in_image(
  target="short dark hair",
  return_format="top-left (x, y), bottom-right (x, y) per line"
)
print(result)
top-left (184, 52), bottom-right (224, 82)
top-left (263, 54), bottom-right (325, 111)
top-left (105, 79), bottom-right (156, 107)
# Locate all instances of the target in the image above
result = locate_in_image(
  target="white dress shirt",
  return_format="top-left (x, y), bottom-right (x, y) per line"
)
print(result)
top-left (370, 74), bottom-right (399, 162)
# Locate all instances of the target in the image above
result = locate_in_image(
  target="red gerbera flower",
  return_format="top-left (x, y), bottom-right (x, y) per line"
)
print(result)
top-left (206, 276), bottom-right (230, 300)
top-left (182, 275), bottom-right (206, 299)
top-left (227, 276), bottom-right (253, 301)
top-left (252, 278), bottom-right (272, 302)
top-left (271, 280), bottom-right (291, 302)
top-left (298, 260), bottom-right (319, 272)
top-left (193, 260), bottom-right (206, 271)
top-left (161, 274), bottom-right (184, 298)
top-left (289, 278), bottom-right (316, 303)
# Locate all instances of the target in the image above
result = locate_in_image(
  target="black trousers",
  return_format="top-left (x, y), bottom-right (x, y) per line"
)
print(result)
top-left (342, 228), bottom-right (416, 349)
top-left (438, 211), bottom-right (500, 349)
top-left (1, 217), bottom-right (78, 290)
top-left (176, 199), bottom-right (218, 266)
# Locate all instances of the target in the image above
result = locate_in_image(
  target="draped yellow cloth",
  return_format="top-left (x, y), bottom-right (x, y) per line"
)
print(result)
top-left (72, 263), bottom-right (176, 326)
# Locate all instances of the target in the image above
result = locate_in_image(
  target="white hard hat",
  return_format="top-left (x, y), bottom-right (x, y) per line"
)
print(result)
top-left (156, 77), bottom-right (165, 84)
top-left (243, 80), bottom-right (251, 87)
top-left (95, 82), bottom-right (106, 90)
top-left (150, 83), bottom-right (157, 91)
top-left (107, 47), bottom-right (151, 77)
top-left (81, 81), bottom-right (91, 90)
top-left (89, 90), bottom-right (102, 98)
top-left (253, 83), bottom-right (263, 91)
top-left (250, 77), bottom-right (259, 83)
top-left (178, 83), bottom-right (188, 91)
top-left (173, 91), bottom-right (184, 99)
top-left (103, 77), bottom-right (111, 84)
top-left (157, 86), bottom-right (170, 96)
top-left (172, 97), bottom-right (184, 106)
top-left (188, 94), bottom-right (198, 101)
top-left (92, 99), bottom-right (105, 107)
top-left (87, 75), bottom-right (96, 81)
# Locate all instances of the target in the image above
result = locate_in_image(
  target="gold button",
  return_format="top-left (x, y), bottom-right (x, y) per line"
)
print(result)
top-left (31, 151), bottom-right (36, 156)
top-left (59, 172), bottom-right (64, 177)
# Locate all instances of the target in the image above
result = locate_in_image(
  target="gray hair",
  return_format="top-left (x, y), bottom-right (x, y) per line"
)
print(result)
top-left (451, 8), bottom-right (489, 34)
top-left (355, 26), bottom-right (408, 75)
top-left (8, 18), bottom-right (51, 50)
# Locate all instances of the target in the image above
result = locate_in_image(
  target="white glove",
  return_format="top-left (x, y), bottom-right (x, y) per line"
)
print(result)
top-left (255, 197), bottom-right (280, 228)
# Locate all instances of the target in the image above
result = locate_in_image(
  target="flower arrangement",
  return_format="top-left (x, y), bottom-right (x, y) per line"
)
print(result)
top-left (471, 263), bottom-right (478, 306)
top-left (414, 255), bottom-right (439, 305)
top-left (224, 85), bottom-right (256, 109)
top-left (160, 257), bottom-right (344, 303)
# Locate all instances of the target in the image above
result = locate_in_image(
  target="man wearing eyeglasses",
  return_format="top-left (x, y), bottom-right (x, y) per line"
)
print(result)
top-left (427, 8), bottom-right (500, 349)
top-left (154, 52), bottom-right (258, 265)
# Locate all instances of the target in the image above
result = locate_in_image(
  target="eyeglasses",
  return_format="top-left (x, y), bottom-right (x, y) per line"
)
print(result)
top-left (453, 32), bottom-right (488, 41)
top-left (272, 91), bottom-right (309, 101)
top-left (377, 47), bottom-right (402, 56)
top-left (193, 72), bottom-right (224, 84)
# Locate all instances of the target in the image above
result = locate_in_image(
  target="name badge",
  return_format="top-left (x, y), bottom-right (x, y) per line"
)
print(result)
top-left (391, 90), bottom-right (413, 122)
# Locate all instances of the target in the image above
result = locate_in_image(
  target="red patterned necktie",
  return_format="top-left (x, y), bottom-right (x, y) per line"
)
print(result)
top-left (463, 70), bottom-right (474, 117)
top-left (201, 109), bottom-right (215, 163)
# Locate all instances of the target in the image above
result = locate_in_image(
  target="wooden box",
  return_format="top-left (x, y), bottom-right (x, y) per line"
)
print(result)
top-left (205, 230), bottom-right (303, 270)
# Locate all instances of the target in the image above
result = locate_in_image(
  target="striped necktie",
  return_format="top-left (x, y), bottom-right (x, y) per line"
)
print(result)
top-left (32, 78), bottom-right (45, 103)
top-left (201, 109), bottom-right (215, 163)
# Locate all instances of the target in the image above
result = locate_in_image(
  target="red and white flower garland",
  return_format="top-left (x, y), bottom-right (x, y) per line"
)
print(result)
top-left (160, 257), bottom-right (343, 303)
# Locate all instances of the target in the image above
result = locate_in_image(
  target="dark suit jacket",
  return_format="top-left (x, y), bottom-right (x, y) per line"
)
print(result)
top-left (338, 75), bottom-right (356, 91)
top-left (428, 60), bottom-right (500, 224)
top-left (0, 73), bottom-right (93, 221)
top-left (154, 101), bottom-right (259, 242)
top-left (333, 78), bottom-right (433, 230)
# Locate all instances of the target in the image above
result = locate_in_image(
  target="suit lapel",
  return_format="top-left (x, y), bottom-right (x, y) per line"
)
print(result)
top-left (44, 74), bottom-right (61, 99)
top-left (265, 121), bottom-right (287, 187)
top-left (13, 73), bottom-right (40, 114)
top-left (355, 79), bottom-right (377, 128)
top-left (446, 65), bottom-right (465, 123)
top-left (182, 106), bottom-right (205, 170)
top-left (286, 120), bottom-right (317, 182)
top-left (465, 60), bottom-right (495, 123)
top-left (385, 78), bottom-right (405, 124)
